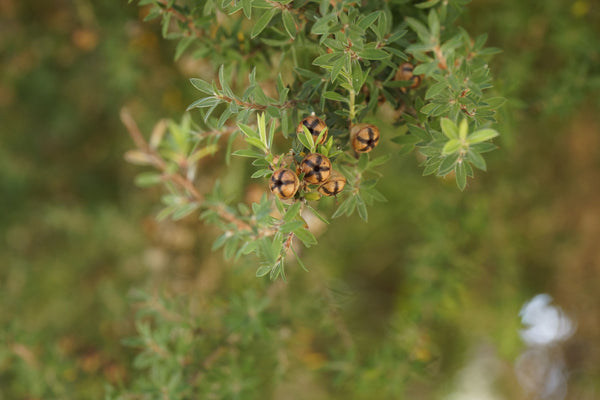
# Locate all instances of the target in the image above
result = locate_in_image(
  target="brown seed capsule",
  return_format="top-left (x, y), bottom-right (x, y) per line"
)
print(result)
top-left (269, 168), bottom-right (300, 200)
top-left (395, 62), bottom-right (422, 91)
top-left (351, 123), bottom-right (380, 153)
top-left (300, 153), bottom-right (332, 184)
top-left (318, 172), bottom-right (346, 197)
top-left (297, 115), bottom-right (328, 145)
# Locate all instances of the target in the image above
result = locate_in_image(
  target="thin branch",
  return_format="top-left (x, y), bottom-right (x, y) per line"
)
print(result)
top-left (433, 44), bottom-right (448, 70)
top-left (215, 94), bottom-right (298, 111)
top-left (156, 0), bottom-right (204, 39)
top-left (121, 108), bottom-right (255, 233)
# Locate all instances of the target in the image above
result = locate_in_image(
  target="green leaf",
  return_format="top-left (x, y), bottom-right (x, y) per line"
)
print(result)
top-left (468, 129), bottom-right (499, 144)
top-left (282, 11), bottom-right (296, 39)
top-left (259, 237), bottom-right (277, 264)
top-left (483, 97), bottom-right (507, 109)
top-left (218, 65), bottom-right (233, 97)
top-left (256, 264), bottom-right (272, 277)
top-left (455, 162), bottom-right (467, 191)
top-left (304, 192), bottom-right (320, 201)
top-left (330, 57), bottom-right (345, 82)
top-left (187, 96), bottom-right (221, 110)
top-left (300, 124), bottom-right (316, 151)
top-left (257, 112), bottom-right (267, 147)
top-left (408, 124), bottom-right (431, 141)
top-left (135, 172), bottom-right (162, 187)
top-left (306, 204), bottom-right (329, 224)
top-left (174, 37), bottom-right (194, 61)
top-left (280, 220), bottom-right (306, 234)
top-left (474, 33), bottom-right (488, 50)
top-left (440, 118), bottom-right (458, 139)
top-left (471, 142), bottom-right (497, 153)
top-left (251, 9), bottom-right (277, 38)
top-left (369, 154), bottom-right (391, 167)
top-left (216, 107), bottom-right (232, 129)
top-left (332, 195), bottom-right (355, 218)
top-left (358, 48), bottom-right (390, 60)
top-left (251, 168), bottom-right (271, 178)
top-left (323, 91), bottom-right (347, 102)
top-left (315, 127), bottom-right (328, 146)
top-left (143, 8), bottom-right (161, 22)
top-left (356, 195), bottom-right (368, 222)
top-left (464, 160), bottom-right (474, 177)
top-left (272, 260), bottom-right (286, 281)
top-left (241, 0), bottom-right (252, 18)
top-left (290, 246), bottom-right (309, 271)
top-left (357, 11), bottom-right (380, 31)
top-left (467, 149), bottom-right (487, 171)
top-left (419, 102), bottom-right (438, 116)
top-left (244, 136), bottom-right (268, 151)
top-left (438, 153), bottom-right (460, 176)
top-left (225, 131), bottom-right (238, 165)
top-left (391, 134), bottom-right (421, 145)
top-left (415, 0), bottom-right (440, 8)
top-left (294, 227), bottom-right (317, 247)
top-left (311, 13), bottom-right (336, 35)
top-left (313, 51), bottom-right (342, 67)
top-left (422, 158), bottom-right (442, 175)
top-left (156, 205), bottom-right (177, 221)
top-left (284, 201), bottom-right (302, 222)
top-left (478, 47), bottom-right (502, 56)
top-left (238, 123), bottom-right (259, 139)
top-left (357, 152), bottom-right (369, 171)
top-left (428, 9), bottom-right (440, 39)
top-left (459, 118), bottom-right (469, 140)
top-left (387, 29), bottom-right (407, 43)
top-left (425, 81), bottom-right (447, 99)
top-left (172, 202), bottom-right (200, 220)
top-left (405, 17), bottom-right (431, 42)
top-left (442, 139), bottom-right (462, 155)
top-left (232, 149), bottom-right (265, 158)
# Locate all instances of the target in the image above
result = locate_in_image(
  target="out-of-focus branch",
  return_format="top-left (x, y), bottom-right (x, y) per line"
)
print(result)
top-left (120, 108), bottom-right (255, 233)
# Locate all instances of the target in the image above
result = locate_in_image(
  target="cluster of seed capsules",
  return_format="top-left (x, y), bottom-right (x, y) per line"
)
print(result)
top-left (269, 116), bottom-right (381, 200)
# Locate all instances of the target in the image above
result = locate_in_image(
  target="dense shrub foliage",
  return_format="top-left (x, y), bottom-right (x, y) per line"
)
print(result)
top-left (0, 0), bottom-right (598, 398)
top-left (125, 0), bottom-right (503, 280)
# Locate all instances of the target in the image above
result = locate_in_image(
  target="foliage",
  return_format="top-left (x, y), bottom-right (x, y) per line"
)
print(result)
top-left (2, 0), bottom-right (599, 399)
top-left (126, 0), bottom-right (503, 280)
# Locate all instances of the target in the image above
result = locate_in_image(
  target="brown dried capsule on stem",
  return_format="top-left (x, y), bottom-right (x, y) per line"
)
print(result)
top-left (318, 172), bottom-right (346, 197)
top-left (297, 115), bottom-right (328, 144)
top-left (395, 62), bottom-right (422, 91)
top-left (351, 123), bottom-right (380, 153)
top-left (269, 168), bottom-right (300, 200)
top-left (300, 153), bottom-right (332, 184)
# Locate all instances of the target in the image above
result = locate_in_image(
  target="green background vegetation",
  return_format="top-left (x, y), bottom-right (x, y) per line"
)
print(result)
top-left (1, 0), bottom-right (599, 398)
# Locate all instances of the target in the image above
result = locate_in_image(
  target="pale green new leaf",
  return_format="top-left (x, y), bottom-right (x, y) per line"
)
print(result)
top-left (442, 139), bottom-right (462, 155)
top-left (440, 118), bottom-right (458, 139)
top-left (468, 128), bottom-right (499, 144)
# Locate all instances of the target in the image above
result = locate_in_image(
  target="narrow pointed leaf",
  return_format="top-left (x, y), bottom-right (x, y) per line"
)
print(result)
top-left (468, 129), bottom-right (499, 144)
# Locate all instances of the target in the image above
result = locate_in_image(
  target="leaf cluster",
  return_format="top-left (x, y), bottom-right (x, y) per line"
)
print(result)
top-left (128, 0), bottom-right (505, 281)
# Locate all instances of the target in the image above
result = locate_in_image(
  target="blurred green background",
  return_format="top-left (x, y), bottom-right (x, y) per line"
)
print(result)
top-left (1, 0), bottom-right (599, 398)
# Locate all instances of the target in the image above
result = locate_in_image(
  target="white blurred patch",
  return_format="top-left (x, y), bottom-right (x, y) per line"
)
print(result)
top-left (519, 294), bottom-right (575, 346)
top-left (515, 294), bottom-right (575, 400)
top-left (444, 345), bottom-right (504, 400)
